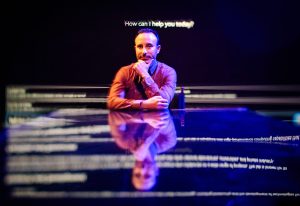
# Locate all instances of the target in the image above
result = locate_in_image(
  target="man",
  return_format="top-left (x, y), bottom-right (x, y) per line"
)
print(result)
top-left (107, 28), bottom-right (177, 110)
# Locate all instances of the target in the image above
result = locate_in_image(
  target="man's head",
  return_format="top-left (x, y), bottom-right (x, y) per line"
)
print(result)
top-left (134, 28), bottom-right (161, 64)
top-left (132, 160), bottom-right (159, 191)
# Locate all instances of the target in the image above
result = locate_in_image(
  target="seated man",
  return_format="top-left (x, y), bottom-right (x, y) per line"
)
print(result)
top-left (107, 28), bottom-right (177, 110)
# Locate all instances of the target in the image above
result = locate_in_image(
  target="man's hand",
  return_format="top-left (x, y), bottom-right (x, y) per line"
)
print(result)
top-left (142, 96), bottom-right (169, 110)
top-left (143, 110), bottom-right (170, 129)
top-left (133, 59), bottom-right (153, 78)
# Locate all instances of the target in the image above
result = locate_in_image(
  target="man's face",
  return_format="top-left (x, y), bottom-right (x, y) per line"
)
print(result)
top-left (134, 32), bottom-right (161, 64)
top-left (132, 161), bottom-right (158, 190)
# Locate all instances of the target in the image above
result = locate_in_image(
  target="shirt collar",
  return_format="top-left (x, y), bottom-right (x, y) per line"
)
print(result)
top-left (148, 60), bottom-right (158, 76)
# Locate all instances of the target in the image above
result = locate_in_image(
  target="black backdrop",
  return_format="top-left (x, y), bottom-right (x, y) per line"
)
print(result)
top-left (3, 0), bottom-right (300, 86)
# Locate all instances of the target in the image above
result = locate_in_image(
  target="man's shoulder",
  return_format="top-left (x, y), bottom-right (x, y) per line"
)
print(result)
top-left (117, 63), bottom-right (134, 73)
top-left (157, 61), bottom-right (176, 74)
top-left (120, 63), bottom-right (134, 69)
top-left (158, 61), bottom-right (175, 70)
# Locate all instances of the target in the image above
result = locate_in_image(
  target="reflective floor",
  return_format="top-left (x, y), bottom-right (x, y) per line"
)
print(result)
top-left (1, 107), bottom-right (300, 205)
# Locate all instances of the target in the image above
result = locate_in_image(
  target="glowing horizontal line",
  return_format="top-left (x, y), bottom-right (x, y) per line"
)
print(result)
top-left (7, 85), bottom-right (110, 89)
top-left (183, 85), bottom-right (300, 91)
top-left (6, 144), bottom-right (78, 153)
top-left (11, 190), bottom-right (300, 198)
top-left (5, 173), bottom-right (87, 185)
top-left (177, 136), bottom-right (300, 142)
top-left (7, 98), bottom-right (107, 103)
top-left (7, 154), bottom-right (277, 172)
top-left (186, 97), bottom-right (300, 104)
top-left (8, 93), bottom-right (87, 99)
top-left (186, 93), bottom-right (237, 99)
top-left (9, 137), bottom-right (114, 143)
top-left (9, 125), bottom-right (110, 137)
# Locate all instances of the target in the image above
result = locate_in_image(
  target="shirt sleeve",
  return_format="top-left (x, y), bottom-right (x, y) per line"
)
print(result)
top-left (107, 67), bottom-right (142, 110)
top-left (155, 113), bottom-right (177, 153)
top-left (141, 64), bottom-right (177, 103)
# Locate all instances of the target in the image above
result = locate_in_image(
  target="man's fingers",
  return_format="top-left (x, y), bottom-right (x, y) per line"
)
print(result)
top-left (157, 102), bottom-right (169, 108)
top-left (153, 96), bottom-right (168, 101)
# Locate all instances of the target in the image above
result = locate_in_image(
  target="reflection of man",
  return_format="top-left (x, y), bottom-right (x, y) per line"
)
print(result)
top-left (108, 110), bottom-right (177, 190)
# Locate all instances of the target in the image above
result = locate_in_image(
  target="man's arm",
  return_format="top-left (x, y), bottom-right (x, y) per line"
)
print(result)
top-left (107, 67), bottom-right (142, 110)
top-left (140, 63), bottom-right (177, 104)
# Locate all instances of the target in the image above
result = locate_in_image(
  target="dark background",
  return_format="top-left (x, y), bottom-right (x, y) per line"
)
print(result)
top-left (3, 0), bottom-right (300, 86)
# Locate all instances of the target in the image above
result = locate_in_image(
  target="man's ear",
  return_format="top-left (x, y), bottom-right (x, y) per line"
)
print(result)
top-left (157, 45), bottom-right (161, 54)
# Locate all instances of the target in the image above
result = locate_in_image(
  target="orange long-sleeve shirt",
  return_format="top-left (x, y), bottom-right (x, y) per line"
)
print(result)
top-left (107, 61), bottom-right (177, 110)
